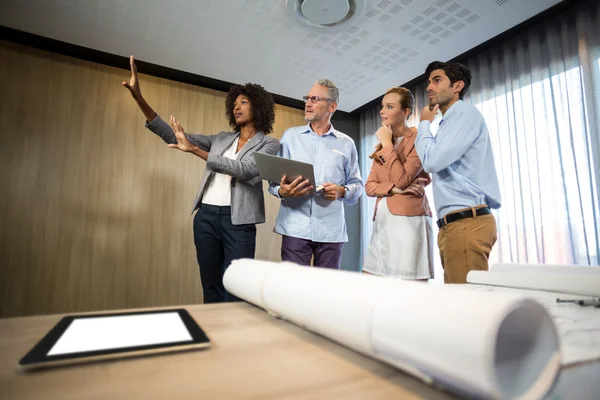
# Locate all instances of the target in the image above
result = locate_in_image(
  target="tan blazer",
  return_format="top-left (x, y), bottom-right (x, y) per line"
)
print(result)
top-left (365, 127), bottom-right (432, 220)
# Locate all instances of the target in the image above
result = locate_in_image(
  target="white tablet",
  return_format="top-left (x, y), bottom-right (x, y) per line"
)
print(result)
top-left (19, 309), bottom-right (210, 369)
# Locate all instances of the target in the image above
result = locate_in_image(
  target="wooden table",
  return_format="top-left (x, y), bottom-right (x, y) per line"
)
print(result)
top-left (1, 303), bottom-right (598, 399)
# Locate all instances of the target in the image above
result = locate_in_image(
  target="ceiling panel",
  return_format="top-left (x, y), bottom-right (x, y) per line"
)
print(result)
top-left (0, 0), bottom-right (562, 111)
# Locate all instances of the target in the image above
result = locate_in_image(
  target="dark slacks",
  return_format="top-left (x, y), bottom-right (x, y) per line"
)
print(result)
top-left (281, 235), bottom-right (344, 269)
top-left (193, 204), bottom-right (256, 303)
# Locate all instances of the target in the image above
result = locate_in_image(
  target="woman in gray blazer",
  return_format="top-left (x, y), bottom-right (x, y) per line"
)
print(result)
top-left (122, 56), bottom-right (279, 303)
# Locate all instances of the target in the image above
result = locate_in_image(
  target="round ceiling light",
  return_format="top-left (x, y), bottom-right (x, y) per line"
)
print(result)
top-left (285, 0), bottom-right (368, 33)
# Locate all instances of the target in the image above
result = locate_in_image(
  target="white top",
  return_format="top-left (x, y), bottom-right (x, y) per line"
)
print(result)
top-left (394, 135), bottom-right (404, 150)
top-left (202, 138), bottom-right (242, 206)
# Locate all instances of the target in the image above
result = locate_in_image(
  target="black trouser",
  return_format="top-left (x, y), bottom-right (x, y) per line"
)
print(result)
top-left (193, 204), bottom-right (256, 303)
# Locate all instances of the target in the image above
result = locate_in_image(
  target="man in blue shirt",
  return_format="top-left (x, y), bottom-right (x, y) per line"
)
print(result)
top-left (268, 79), bottom-right (364, 269)
top-left (416, 61), bottom-right (501, 284)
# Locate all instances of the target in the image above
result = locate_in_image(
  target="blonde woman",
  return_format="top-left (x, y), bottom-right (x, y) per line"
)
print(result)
top-left (363, 87), bottom-right (434, 280)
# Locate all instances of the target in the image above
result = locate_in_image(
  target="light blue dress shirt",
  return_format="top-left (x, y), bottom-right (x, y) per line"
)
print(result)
top-left (268, 123), bottom-right (364, 243)
top-left (415, 100), bottom-right (501, 218)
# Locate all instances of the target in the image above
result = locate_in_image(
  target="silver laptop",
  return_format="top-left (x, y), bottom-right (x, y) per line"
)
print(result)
top-left (253, 152), bottom-right (317, 187)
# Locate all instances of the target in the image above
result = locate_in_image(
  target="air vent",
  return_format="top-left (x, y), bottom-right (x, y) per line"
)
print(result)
top-left (456, 9), bottom-right (471, 18)
top-left (433, 12), bottom-right (446, 21)
top-left (366, 9), bottom-right (380, 18)
top-left (465, 14), bottom-right (480, 23)
top-left (390, 5), bottom-right (403, 14)
top-left (443, 17), bottom-right (456, 26)
top-left (423, 7), bottom-right (437, 16)
top-left (286, 0), bottom-right (368, 33)
top-left (446, 3), bottom-right (461, 13)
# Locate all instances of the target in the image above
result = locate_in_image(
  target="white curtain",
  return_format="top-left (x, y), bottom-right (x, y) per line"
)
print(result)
top-left (359, 0), bottom-right (600, 280)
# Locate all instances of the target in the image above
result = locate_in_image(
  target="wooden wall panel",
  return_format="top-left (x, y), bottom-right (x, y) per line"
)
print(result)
top-left (0, 41), bottom-right (305, 317)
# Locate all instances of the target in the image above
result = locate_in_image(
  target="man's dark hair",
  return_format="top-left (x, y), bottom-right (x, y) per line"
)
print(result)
top-left (425, 61), bottom-right (472, 100)
top-left (225, 83), bottom-right (276, 134)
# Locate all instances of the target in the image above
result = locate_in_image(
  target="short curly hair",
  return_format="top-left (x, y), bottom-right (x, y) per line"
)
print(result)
top-left (225, 83), bottom-right (275, 134)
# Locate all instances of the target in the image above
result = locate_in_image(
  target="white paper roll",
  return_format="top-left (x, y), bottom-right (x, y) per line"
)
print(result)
top-left (370, 284), bottom-right (560, 399)
top-left (467, 270), bottom-right (600, 297)
top-left (223, 259), bottom-right (561, 400)
top-left (491, 263), bottom-right (600, 275)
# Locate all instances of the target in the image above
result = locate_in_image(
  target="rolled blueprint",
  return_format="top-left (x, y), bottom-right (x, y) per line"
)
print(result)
top-left (491, 263), bottom-right (600, 275)
top-left (467, 265), bottom-right (600, 297)
top-left (223, 259), bottom-right (561, 400)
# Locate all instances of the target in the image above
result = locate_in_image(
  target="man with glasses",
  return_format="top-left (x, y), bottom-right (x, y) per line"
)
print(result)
top-left (268, 79), bottom-right (363, 269)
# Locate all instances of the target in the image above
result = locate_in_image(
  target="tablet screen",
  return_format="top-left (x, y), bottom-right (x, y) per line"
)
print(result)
top-left (20, 309), bottom-right (210, 368)
top-left (48, 312), bottom-right (193, 355)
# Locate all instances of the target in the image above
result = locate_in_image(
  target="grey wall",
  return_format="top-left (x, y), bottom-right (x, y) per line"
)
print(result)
top-left (332, 112), bottom-right (362, 272)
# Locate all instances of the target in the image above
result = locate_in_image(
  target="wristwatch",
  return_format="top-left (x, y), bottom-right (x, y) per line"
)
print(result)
top-left (343, 186), bottom-right (349, 198)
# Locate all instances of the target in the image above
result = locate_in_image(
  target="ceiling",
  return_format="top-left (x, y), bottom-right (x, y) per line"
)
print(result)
top-left (0, 0), bottom-right (562, 111)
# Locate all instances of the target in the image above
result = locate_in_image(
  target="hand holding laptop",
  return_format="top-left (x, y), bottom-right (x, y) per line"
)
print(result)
top-left (278, 175), bottom-right (314, 198)
top-left (254, 152), bottom-right (324, 197)
top-left (321, 183), bottom-right (345, 200)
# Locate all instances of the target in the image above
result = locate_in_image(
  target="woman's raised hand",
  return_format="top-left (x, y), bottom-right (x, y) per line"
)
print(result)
top-left (122, 56), bottom-right (142, 99)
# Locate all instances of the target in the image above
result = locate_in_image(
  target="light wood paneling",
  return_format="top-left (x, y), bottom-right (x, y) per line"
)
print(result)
top-left (0, 41), bottom-right (305, 317)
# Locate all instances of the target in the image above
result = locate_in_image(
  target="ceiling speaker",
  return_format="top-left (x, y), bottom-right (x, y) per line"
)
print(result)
top-left (285, 0), bottom-right (369, 33)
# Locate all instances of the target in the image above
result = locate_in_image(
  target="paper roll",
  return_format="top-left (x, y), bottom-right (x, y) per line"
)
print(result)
top-left (491, 263), bottom-right (600, 275)
top-left (223, 259), bottom-right (561, 400)
top-left (467, 269), bottom-right (600, 297)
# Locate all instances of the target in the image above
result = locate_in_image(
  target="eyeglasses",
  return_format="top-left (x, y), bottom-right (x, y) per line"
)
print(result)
top-left (302, 95), bottom-right (333, 104)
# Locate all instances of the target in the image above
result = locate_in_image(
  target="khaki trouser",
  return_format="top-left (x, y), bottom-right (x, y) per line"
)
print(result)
top-left (438, 206), bottom-right (497, 284)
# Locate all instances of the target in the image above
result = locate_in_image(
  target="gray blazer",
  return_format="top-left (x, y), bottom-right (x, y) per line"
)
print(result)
top-left (146, 115), bottom-right (280, 225)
